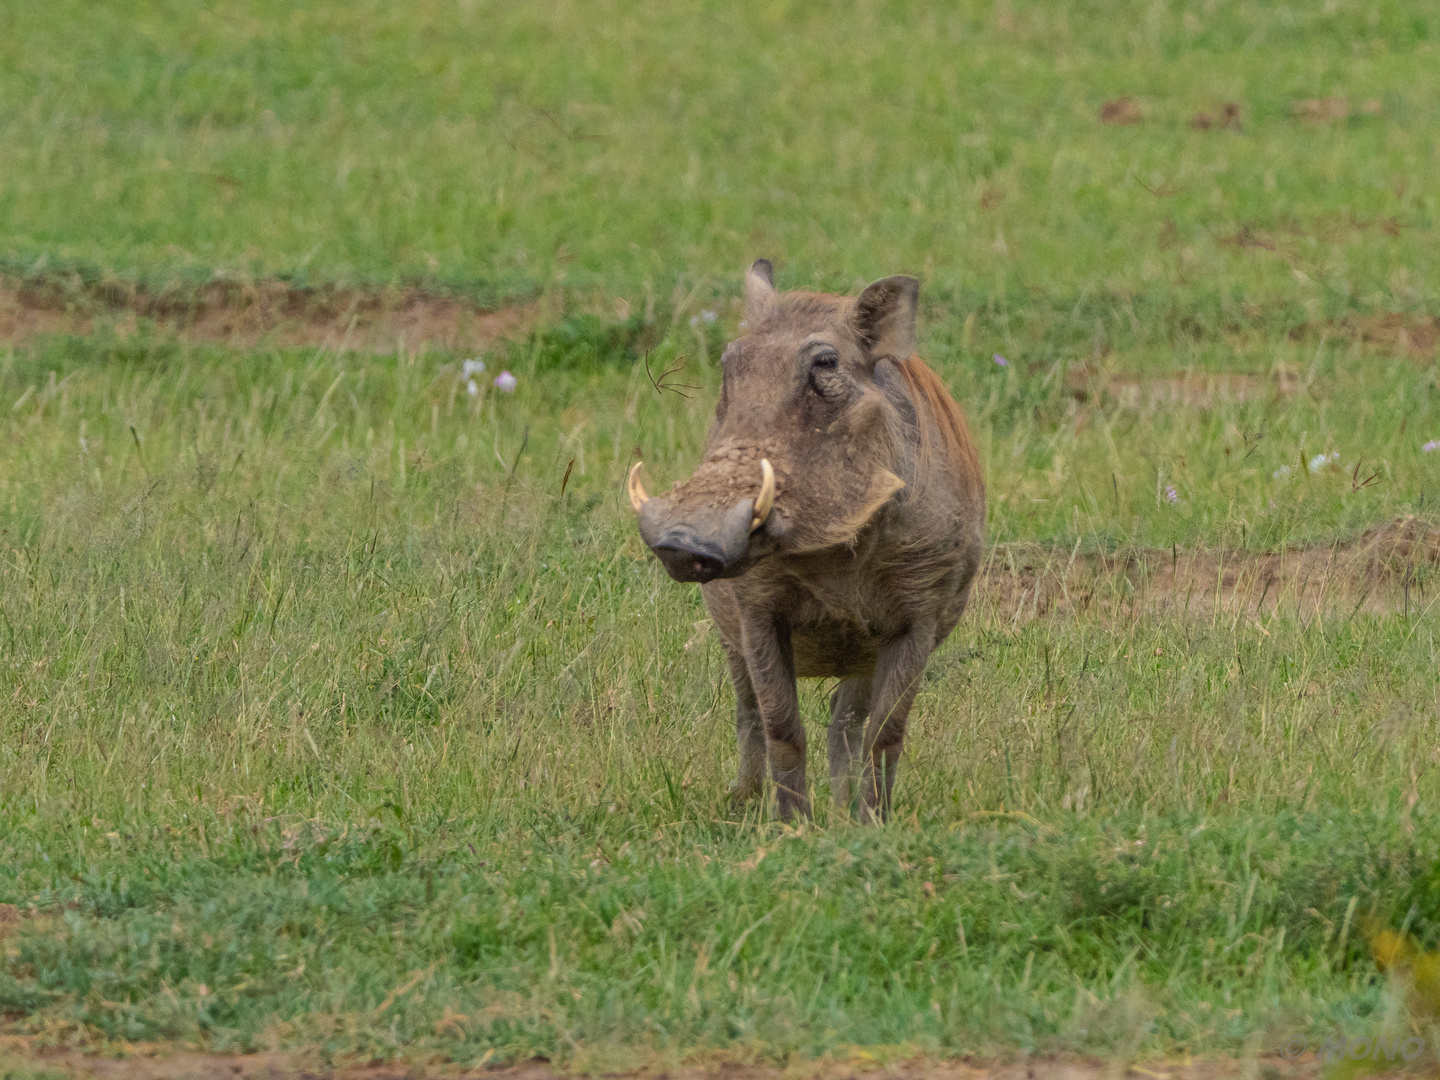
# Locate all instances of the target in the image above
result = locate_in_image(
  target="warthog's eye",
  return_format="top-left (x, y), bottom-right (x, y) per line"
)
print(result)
top-left (808, 349), bottom-right (841, 397)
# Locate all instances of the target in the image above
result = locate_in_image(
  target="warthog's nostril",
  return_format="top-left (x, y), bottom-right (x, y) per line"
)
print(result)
top-left (644, 501), bottom-right (755, 584)
top-left (652, 543), bottom-right (727, 584)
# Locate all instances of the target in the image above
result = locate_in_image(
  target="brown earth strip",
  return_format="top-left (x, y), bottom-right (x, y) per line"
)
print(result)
top-left (7, 273), bottom-right (1433, 370)
top-left (0, 278), bottom-right (545, 354)
top-left (1064, 367), bottom-right (1297, 409)
top-left (1046, 317), bottom-right (1436, 412)
top-left (0, 1043), bottom-right (1336, 1080)
top-left (978, 517), bottom-right (1440, 624)
top-left (1333, 313), bottom-right (1439, 361)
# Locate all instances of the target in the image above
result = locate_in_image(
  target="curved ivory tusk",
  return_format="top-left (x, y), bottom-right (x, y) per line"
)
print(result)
top-left (627, 462), bottom-right (650, 513)
top-left (750, 458), bottom-right (775, 531)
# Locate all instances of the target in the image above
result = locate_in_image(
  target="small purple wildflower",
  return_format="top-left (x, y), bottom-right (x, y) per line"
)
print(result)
top-left (1164, 486), bottom-right (1179, 504)
top-left (493, 370), bottom-right (518, 393)
top-left (993, 353), bottom-right (1009, 368)
top-left (1424, 439), bottom-right (1440, 454)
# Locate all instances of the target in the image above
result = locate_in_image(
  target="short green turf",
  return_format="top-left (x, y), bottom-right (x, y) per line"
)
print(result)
top-left (2, 0), bottom-right (1440, 1069)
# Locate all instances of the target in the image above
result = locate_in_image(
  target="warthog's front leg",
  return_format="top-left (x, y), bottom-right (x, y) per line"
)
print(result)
top-left (722, 643), bottom-right (767, 801)
top-left (827, 678), bottom-right (871, 819)
top-left (860, 626), bottom-right (935, 823)
top-left (741, 614), bottom-right (808, 820)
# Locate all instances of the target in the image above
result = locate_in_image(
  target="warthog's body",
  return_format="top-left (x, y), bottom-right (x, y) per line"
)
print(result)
top-left (631, 262), bottom-right (984, 819)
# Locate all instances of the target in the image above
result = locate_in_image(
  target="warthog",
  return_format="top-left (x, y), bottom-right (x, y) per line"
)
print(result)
top-left (629, 261), bottom-right (985, 820)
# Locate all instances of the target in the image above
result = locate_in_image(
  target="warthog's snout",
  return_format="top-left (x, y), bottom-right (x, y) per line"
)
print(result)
top-left (629, 460), bottom-right (774, 584)
top-left (650, 524), bottom-right (738, 583)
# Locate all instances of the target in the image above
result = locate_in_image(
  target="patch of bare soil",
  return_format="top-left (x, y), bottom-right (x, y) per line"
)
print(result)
top-left (1100, 99), bottom-right (1144, 125)
top-left (979, 517), bottom-right (1440, 624)
top-left (1291, 97), bottom-right (1383, 122)
top-left (0, 278), bottom-right (546, 354)
top-left (1335, 313), bottom-right (1440, 362)
top-left (1188, 104), bottom-right (1241, 131)
top-left (1064, 367), bottom-right (1296, 409)
top-left (1216, 217), bottom-right (1406, 288)
top-left (1277, 313), bottom-right (1438, 364)
top-left (0, 1042), bottom-right (1338, 1080)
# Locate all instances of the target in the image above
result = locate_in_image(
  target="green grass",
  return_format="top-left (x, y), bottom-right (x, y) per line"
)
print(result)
top-left (0, 336), bottom-right (1438, 1065)
top-left (2, 0), bottom-right (1438, 307)
top-left (2, 0), bottom-right (1440, 1069)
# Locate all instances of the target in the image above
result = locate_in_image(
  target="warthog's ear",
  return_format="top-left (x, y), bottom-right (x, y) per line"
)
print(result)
top-left (854, 275), bottom-right (919, 364)
top-left (745, 259), bottom-right (778, 324)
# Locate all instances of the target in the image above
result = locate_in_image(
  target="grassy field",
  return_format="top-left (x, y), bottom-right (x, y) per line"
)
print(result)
top-left (3, 0), bottom-right (1440, 1072)
top-left (3, 0), bottom-right (1439, 304)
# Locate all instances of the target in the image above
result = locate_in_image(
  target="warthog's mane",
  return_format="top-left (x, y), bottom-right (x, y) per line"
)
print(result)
top-left (893, 352), bottom-right (983, 495)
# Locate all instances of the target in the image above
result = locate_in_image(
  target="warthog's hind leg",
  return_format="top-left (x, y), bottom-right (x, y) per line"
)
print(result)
top-left (827, 678), bottom-right (871, 819)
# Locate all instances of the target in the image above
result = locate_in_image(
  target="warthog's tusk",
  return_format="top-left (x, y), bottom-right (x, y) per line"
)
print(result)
top-left (627, 462), bottom-right (650, 512)
top-left (750, 458), bottom-right (775, 531)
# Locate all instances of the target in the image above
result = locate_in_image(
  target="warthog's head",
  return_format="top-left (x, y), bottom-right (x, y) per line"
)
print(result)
top-left (630, 260), bottom-right (919, 583)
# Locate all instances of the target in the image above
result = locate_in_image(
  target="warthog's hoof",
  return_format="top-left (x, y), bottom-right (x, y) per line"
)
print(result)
top-left (727, 779), bottom-right (763, 804)
top-left (774, 794), bottom-right (812, 822)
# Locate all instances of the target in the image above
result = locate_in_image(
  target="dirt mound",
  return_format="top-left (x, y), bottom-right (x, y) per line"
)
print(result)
top-left (979, 517), bottom-right (1440, 624)
top-left (0, 277), bottom-right (544, 354)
